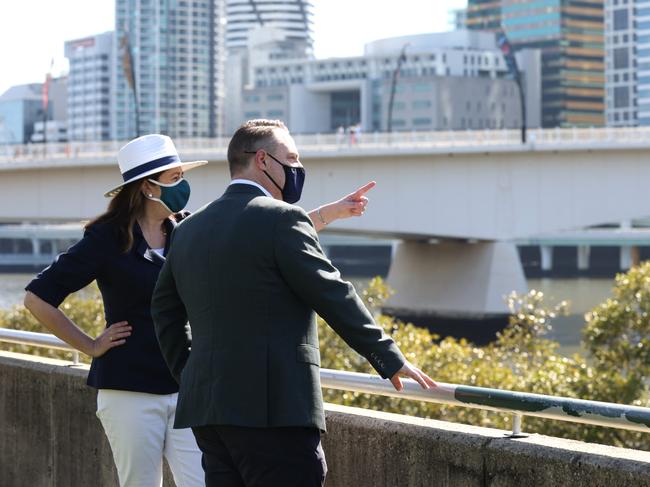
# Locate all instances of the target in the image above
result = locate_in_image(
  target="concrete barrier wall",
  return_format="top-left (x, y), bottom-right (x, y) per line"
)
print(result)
top-left (2, 351), bottom-right (650, 487)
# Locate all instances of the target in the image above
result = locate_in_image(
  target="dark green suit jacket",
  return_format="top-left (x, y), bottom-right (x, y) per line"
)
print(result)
top-left (152, 183), bottom-right (405, 431)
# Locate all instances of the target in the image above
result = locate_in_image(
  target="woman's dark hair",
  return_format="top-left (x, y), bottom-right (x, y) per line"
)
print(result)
top-left (86, 172), bottom-right (170, 253)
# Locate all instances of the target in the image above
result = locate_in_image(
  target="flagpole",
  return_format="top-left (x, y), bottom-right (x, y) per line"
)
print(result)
top-left (121, 33), bottom-right (140, 137)
top-left (42, 101), bottom-right (47, 145)
top-left (42, 60), bottom-right (53, 145)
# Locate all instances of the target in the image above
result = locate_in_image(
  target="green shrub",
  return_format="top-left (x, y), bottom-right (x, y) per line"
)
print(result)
top-left (319, 277), bottom-right (649, 450)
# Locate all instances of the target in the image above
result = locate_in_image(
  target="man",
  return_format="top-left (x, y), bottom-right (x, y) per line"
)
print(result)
top-left (152, 119), bottom-right (436, 487)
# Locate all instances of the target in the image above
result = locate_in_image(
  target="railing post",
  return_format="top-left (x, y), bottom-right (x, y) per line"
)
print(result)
top-left (72, 351), bottom-right (80, 366)
top-left (506, 412), bottom-right (528, 438)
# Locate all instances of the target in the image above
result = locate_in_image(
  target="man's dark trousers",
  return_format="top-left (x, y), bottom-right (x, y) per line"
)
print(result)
top-left (192, 425), bottom-right (327, 487)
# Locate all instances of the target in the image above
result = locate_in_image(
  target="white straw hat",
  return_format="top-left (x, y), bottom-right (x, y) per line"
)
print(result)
top-left (104, 134), bottom-right (207, 197)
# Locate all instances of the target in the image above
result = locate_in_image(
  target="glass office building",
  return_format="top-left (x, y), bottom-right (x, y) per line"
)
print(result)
top-left (467, 0), bottom-right (604, 128)
top-left (113, 0), bottom-right (225, 139)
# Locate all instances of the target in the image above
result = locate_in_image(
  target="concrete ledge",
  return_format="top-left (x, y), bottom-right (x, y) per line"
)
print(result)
top-left (323, 404), bottom-right (650, 486)
top-left (2, 352), bottom-right (650, 487)
top-left (0, 352), bottom-right (175, 487)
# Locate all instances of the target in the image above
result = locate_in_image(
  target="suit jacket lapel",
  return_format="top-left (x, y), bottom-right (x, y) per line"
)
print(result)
top-left (133, 220), bottom-right (176, 267)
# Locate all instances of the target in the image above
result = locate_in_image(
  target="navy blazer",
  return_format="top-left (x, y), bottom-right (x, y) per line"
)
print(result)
top-left (26, 218), bottom-right (181, 394)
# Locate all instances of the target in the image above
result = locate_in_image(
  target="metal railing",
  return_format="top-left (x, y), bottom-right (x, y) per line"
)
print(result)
top-left (1, 327), bottom-right (649, 436)
top-left (0, 328), bottom-right (79, 365)
top-left (6, 126), bottom-right (650, 164)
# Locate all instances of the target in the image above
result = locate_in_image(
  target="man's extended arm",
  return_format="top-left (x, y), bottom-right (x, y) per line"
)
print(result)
top-left (274, 206), bottom-right (406, 379)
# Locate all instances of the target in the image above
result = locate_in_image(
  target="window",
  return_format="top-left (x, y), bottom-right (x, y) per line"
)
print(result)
top-left (413, 83), bottom-right (432, 92)
top-left (614, 48), bottom-right (629, 69)
top-left (413, 117), bottom-right (432, 126)
top-left (267, 93), bottom-right (284, 102)
top-left (614, 87), bottom-right (629, 108)
top-left (412, 100), bottom-right (432, 109)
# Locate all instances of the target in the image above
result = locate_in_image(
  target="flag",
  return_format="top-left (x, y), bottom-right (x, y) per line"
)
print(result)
top-left (496, 30), bottom-right (520, 81)
top-left (42, 58), bottom-right (54, 112)
top-left (121, 34), bottom-right (136, 92)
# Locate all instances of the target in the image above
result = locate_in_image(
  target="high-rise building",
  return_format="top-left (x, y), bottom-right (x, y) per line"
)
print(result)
top-left (466, 0), bottom-right (502, 31)
top-left (635, 2), bottom-right (650, 125)
top-left (605, 0), bottom-right (632, 127)
top-left (223, 1), bottom-right (314, 133)
top-left (604, 1), bottom-right (638, 126)
top-left (467, 0), bottom-right (604, 128)
top-left (113, 0), bottom-right (225, 140)
top-left (225, 0), bottom-right (314, 52)
top-left (65, 32), bottom-right (113, 141)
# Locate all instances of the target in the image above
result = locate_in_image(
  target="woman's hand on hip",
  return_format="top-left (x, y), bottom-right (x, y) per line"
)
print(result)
top-left (92, 321), bottom-right (132, 357)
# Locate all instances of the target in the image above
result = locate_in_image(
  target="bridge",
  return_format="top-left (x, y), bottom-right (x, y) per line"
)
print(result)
top-left (3, 127), bottom-right (650, 318)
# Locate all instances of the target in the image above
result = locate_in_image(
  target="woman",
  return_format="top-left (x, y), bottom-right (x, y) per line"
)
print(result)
top-left (23, 134), bottom-right (374, 487)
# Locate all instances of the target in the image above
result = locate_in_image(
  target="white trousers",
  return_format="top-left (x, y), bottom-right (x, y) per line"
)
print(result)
top-left (96, 389), bottom-right (204, 487)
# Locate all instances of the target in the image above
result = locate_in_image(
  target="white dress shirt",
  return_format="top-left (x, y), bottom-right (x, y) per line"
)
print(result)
top-left (229, 179), bottom-right (272, 198)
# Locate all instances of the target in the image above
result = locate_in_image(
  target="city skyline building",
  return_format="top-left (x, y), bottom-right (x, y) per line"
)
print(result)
top-left (604, 0), bottom-right (636, 126)
top-left (636, 1), bottom-right (650, 126)
top-left (224, 0), bottom-right (315, 133)
top-left (64, 32), bottom-right (113, 141)
top-left (0, 84), bottom-right (44, 145)
top-left (0, 78), bottom-right (68, 145)
top-left (236, 30), bottom-right (541, 134)
top-left (30, 75), bottom-right (68, 144)
top-left (225, 0), bottom-right (314, 52)
top-left (113, 0), bottom-right (225, 140)
top-left (467, 0), bottom-right (605, 128)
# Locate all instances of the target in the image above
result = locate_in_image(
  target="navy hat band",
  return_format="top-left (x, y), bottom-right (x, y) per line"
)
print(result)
top-left (122, 155), bottom-right (181, 182)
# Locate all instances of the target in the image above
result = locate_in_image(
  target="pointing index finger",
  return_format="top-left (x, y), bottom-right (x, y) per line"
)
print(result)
top-left (348, 181), bottom-right (376, 199)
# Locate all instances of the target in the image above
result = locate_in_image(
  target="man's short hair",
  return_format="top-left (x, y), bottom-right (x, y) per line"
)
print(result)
top-left (227, 119), bottom-right (288, 176)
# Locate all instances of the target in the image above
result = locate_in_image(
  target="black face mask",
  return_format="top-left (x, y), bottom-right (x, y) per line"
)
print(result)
top-left (263, 153), bottom-right (305, 204)
top-left (243, 150), bottom-right (306, 203)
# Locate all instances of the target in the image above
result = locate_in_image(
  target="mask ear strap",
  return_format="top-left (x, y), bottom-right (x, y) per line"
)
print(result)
top-left (148, 178), bottom-right (183, 188)
top-left (263, 169), bottom-right (284, 192)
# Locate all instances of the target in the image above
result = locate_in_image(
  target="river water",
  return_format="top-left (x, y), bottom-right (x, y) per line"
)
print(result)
top-left (0, 273), bottom-right (613, 352)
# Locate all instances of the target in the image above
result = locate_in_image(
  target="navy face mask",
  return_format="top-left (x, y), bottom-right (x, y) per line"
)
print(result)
top-left (263, 153), bottom-right (306, 204)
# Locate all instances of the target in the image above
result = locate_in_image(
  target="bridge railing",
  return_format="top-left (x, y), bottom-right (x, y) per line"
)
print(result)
top-left (6, 127), bottom-right (650, 164)
top-left (1, 327), bottom-right (649, 437)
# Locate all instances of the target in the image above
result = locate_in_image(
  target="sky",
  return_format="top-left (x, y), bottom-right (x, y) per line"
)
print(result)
top-left (0, 0), bottom-right (467, 96)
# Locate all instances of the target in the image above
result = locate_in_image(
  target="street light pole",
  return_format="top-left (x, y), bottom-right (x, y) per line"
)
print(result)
top-left (517, 76), bottom-right (527, 144)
